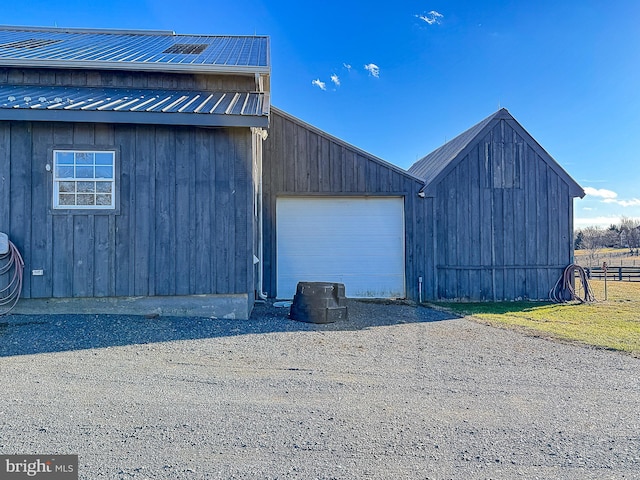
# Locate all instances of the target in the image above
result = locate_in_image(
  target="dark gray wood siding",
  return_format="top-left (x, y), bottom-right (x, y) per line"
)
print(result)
top-left (0, 67), bottom-right (257, 91)
top-left (0, 121), bottom-right (255, 303)
top-left (262, 109), bottom-right (433, 301)
top-left (433, 119), bottom-right (574, 300)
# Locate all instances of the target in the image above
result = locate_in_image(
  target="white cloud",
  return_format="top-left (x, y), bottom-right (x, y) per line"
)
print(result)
top-left (364, 63), bottom-right (380, 78)
top-left (605, 198), bottom-right (640, 207)
top-left (584, 186), bottom-right (618, 199)
top-left (330, 74), bottom-right (340, 86)
top-left (416, 10), bottom-right (444, 25)
top-left (311, 78), bottom-right (326, 91)
top-left (343, 63), bottom-right (352, 71)
top-left (584, 187), bottom-right (640, 207)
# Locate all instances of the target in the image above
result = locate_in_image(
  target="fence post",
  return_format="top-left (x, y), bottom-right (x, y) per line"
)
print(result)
top-left (619, 267), bottom-right (622, 281)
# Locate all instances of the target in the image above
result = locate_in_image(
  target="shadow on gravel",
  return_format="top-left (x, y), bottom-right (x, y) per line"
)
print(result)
top-left (0, 300), bottom-right (458, 357)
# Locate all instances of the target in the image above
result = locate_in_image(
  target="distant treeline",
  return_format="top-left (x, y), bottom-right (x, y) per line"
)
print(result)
top-left (575, 217), bottom-right (640, 251)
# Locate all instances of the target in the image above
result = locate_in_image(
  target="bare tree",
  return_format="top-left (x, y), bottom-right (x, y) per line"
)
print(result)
top-left (619, 216), bottom-right (640, 252)
top-left (580, 226), bottom-right (604, 266)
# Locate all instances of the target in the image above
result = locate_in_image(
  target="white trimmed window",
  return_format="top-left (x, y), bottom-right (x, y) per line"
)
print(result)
top-left (53, 150), bottom-right (116, 209)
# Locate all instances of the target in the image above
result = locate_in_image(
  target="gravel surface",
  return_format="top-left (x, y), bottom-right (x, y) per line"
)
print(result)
top-left (0, 300), bottom-right (639, 479)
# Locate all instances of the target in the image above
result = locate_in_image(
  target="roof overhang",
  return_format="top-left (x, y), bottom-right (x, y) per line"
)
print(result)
top-left (0, 84), bottom-right (269, 128)
top-left (0, 58), bottom-right (270, 76)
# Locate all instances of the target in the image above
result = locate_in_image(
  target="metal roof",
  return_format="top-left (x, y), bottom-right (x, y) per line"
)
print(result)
top-left (0, 84), bottom-right (269, 127)
top-left (408, 110), bottom-right (499, 183)
top-left (408, 108), bottom-right (584, 198)
top-left (0, 25), bottom-right (269, 75)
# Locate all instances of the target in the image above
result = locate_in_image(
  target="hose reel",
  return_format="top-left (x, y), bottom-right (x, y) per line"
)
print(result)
top-left (0, 232), bottom-right (24, 315)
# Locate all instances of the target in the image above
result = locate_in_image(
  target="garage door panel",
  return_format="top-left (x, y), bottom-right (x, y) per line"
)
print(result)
top-left (278, 254), bottom-right (403, 275)
top-left (276, 197), bottom-right (405, 299)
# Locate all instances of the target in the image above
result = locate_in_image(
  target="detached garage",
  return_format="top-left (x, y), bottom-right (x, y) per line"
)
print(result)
top-left (276, 196), bottom-right (405, 299)
top-left (262, 107), bottom-right (433, 301)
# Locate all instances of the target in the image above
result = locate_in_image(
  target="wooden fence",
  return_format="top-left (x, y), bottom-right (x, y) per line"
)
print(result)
top-left (585, 266), bottom-right (640, 282)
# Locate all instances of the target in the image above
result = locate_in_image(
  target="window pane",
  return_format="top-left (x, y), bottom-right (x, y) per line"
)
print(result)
top-left (56, 152), bottom-right (74, 165)
top-left (59, 194), bottom-right (76, 205)
top-left (77, 181), bottom-right (95, 193)
top-left (95, 152), bottom-right (113, 165)
top-left (76, 166), bottom-right (94, 179)
top-left (96, 182), bottom-right (112, 193)
top-left (95, 166), bottom-right (113, 179)
top-left (52, 150), bottom-right (116, 210)
top-left (77, 194), bottom-right (95, 206)
top-left (56, 166), bottom-right (74, 178)
top-left (59, 181), bottom-right (75, 193)
top-left (96, 194), bottom-right (112, 206)
top-left (76, 152), bottom-right (94, 165)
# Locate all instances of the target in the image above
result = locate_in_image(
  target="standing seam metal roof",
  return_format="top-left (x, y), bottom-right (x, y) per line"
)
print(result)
top-left (0, 84), bottom-right (269, 127)
top-left (0, 26), bottom-right (270, 74)
top-left (407, 110), bottom-right (500, 183)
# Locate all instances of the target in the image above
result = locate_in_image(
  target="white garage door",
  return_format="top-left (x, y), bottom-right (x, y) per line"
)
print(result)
top-left (276, 196), bottom-right (405, 299)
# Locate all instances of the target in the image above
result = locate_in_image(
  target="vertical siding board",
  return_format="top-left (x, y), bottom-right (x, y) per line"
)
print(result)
top-left (51, 124), bottom-right (74, 298)
top-left (154, 127), bottom-right (176, 295)
top-left (492, 188), bottom-right (505, 300)
top-left (503, 186), bottom-right (515, 298)
top-left (52, 215), bottom-right (73, 297)
top-left (456, 160), bottom-right (470, 298)
top-left (330, 141), bottom-right (342, 190)
top-left (93, 215), bottom-right (110, 297)
top-left (30, 123), bottom-right (53, 298)
top-left (93, 124), bottom-right (115, 297)
top-left (559, 180), bottom-right (570, 265)
top-left (308, 131), bottom-right (319, 192)
top-left (72, 123), bottom-right (94, 145)
top-left (319, 137), bottom-right (331, 193)
top-left (194, 128), bottom-right (212, 294)
top-left (444, 174), bottom-right (457, 297)
top-left (94, 124), bottom-right (115, 145)
top-left (513, 187), bottom-right (526, 299)
top-left (547, 170), bottom-right (562, 292)
top-left (262, 120), bottom-right (276, 296)
top-left (72, 215), bottom-right (94, 297)
top-left (536, 156), bottom-right (549, 297)
top-left (233, 130), bottom-right (251, 295)
top-left (214, 130), bottom-right (232, 293)
top-left (468, 145), bottom-right (482, 299)
top-left (356, 155), bottom-right (367, 191)
top-left (525, 145), bottom-right (538, 297)
top-left (479, 141), bottom-right (493, 300)
top-left (341, 149), bottom-right (351, 191)
top-left (294, 125), bottom-right (307, 191)
top-left (114, 125), bottom-right (134, 296)
top-left (0, 123), bottom-right (10, 231)
top-left (7, 69), bottom-right (24, 85)
top-left (133, 125), bottom-right (152, 296)
top-left (9, 122), bottom-right (32, 298)
top-left (404, 190), bottom-right (415, 300)
top-left (284, 119), bottom-right (295, 192)
top-left (174, 127), bottom-right (193, 295)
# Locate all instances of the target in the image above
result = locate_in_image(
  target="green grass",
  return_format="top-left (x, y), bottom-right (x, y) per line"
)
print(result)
top-left (434, 280), bottom-right (640, 356)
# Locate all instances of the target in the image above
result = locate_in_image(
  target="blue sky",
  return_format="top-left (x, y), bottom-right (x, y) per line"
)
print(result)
top-left (5, 0), bottom-right (640, 228)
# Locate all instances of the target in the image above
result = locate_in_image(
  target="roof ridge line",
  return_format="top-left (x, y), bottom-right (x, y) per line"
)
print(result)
top-left (0, 25), bottom-right (176, 36)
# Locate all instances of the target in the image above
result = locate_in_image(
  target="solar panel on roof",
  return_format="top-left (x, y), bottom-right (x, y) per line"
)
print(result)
top-left (162, 43), bottom-right (209, 55)
top-left (0, 38), bottom-right (63, 49)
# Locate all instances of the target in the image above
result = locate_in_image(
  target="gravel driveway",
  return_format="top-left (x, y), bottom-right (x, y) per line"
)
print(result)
top-left (1, 300), bottom-right (639, 479)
